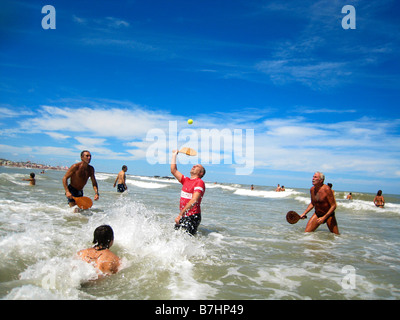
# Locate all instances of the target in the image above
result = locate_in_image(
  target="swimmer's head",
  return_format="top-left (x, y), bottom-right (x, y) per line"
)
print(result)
top-left (93, 225), bottom-right (114, 249)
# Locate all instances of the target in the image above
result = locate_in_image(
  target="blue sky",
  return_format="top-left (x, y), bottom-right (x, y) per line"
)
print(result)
top-left (1, 0), bottom-right (400, 194)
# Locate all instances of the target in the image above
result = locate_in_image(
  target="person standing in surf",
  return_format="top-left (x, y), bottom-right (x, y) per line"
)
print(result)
top-left (113, 165), bottom-right (128, 193)
top-left (62, 150), bottom-right (99, 207)
top-left (171, 149), bottom-right (206, 236)
top-left (373, 190), bottom-right (385, 208)
top-left (299, 171), bottom-right (339, 234)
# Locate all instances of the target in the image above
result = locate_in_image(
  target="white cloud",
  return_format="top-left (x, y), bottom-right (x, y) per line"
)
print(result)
top-left (45, 132), bottom-right (70, 140)
top-left (72, 15), bottom-right (130, 29)
top-left (254, 116), bottom-right (400, 176)
top-left (0, 106), bottom-right (34, 118)
top-left (104, 17), bottom-right (130, 28)
top-left (0, 144), bottom-right (75, 158)
top-left (299, 108), bottom-right (357, 114)
top-left (256, 59), bottom-right (349, 89)
top-left (21, 105), bottom-right (173, 140)
top-left (72, 15), bottom-right (87, 25)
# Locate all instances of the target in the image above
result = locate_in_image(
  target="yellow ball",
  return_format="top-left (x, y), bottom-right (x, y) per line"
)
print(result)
top-left (187, 119), bottom-right (193, 125)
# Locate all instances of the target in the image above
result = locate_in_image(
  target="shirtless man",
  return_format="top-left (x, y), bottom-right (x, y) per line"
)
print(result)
top-left (171, 149), bottom-right (206, 235)
top-left (113, 165), bottom-right (128, 193)
top-left (62, 150), bottom-right (99, 207)
top-left (346, 193), bottom-right (353, 200)
top-left (77, 225), bottom-right (120, 275)
top-left (299, 172), bottom-right (339, 234)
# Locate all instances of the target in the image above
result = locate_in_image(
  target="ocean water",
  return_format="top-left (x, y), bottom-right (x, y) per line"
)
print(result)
top-left (1, 166), bottom-right (400, 300)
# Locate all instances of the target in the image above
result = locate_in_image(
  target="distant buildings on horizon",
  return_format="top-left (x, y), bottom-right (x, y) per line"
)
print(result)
top-left (0, 159), bottom-right (68, 171)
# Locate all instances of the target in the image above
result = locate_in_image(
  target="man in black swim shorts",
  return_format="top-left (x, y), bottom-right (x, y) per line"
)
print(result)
top-left (174, 214), bottom-right (202, 236)
top-left (170, 150), bottom-right (206, 236)
top-left (113, 165), bottom-right (128, 193)
top-left (67, 184), bottom-right (84, 205)
top-left (62, 150), bottom-right (99, 207)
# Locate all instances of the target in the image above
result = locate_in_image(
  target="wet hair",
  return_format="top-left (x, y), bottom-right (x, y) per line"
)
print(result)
top-left (122, 165), bottom-right (127, 170)
top-left (377, 190), bottom-right (382, 196)
top-left (30, 172), bottom-right (35, 178)
top-left (92, 225), bottom-right (114, 249)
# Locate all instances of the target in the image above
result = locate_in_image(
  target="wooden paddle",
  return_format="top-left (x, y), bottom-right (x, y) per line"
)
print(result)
top-left (286, 211), bottom-right (306, 224)
top-left (180, 147), bottom-right (197, 156)
top-left (72, 196), bottom-right (93, 210)
top-left (176, 147), bottom-right (197, 156)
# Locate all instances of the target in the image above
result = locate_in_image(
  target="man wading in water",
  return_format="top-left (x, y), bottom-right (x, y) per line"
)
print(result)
top-left (171, 149), bottom-right (206, 236)
top-left (62, 150), bottom-right (99, 208)
top-left (299, 171), bottom-right (339, 234)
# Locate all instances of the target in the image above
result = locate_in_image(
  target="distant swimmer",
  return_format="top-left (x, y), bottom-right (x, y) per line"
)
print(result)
top-left (276, 184), bottom-right (281, 192)
top-left (373, 190), bottom-right (385, 208)
top-left (281, 185), bottom-right (285, 191)
top-left (171, 149), bottom-right (206, 236)
top-left (77, 225), bottom-right (120, 275)
top-left (62, 150), bottom-right (99, 207)
top-left (23, 172), bottom-right (36, 186)
top-left (113, 165), bottom-right (128, 193)
top-left (299, 172), bottom-right (339, 234)
top-left (346, 193), bottom-right (353, 200)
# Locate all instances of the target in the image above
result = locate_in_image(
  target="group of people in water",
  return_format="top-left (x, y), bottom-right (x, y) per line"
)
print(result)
top-left (22, 150), bottom-right (387, 276)
top-left (60, 150), bottom-right (206, 276)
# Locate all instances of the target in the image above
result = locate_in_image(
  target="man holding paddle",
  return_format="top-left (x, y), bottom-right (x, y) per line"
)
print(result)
top-left (171, 149), bottom-right (206, 236)
top-left (63, 150), bottom-right (99, 208)
top-left (299, 171), bottom-right (339, 234)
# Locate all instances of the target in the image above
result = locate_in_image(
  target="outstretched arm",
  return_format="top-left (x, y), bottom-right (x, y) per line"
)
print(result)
top-left (171, 150), bottom-right (183, 182)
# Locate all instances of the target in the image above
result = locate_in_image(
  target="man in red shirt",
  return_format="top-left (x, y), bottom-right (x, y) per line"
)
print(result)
top-left (171, 149), bottom-right (206, 235)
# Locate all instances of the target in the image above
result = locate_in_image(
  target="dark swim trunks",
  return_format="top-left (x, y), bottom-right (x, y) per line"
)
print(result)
top-left (117, 184), bottom-right (127, 193)
top-left (174, 214), bottom-right (201, 236)
top-left (67, 184), bottom-right (83, 204)
top-left (315, 211), bottom-right (336, 223)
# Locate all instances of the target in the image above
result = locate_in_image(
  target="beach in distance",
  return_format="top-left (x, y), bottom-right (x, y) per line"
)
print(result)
top-left (1, 166), bottom-right (400, 300)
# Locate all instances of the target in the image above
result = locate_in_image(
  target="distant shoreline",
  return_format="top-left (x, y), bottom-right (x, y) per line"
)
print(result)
top-left (0, 159), bottom-right (68, 171)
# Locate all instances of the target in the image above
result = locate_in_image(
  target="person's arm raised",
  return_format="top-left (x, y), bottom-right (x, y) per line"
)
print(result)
top-left (170, 150), bottom-right (183, 182)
